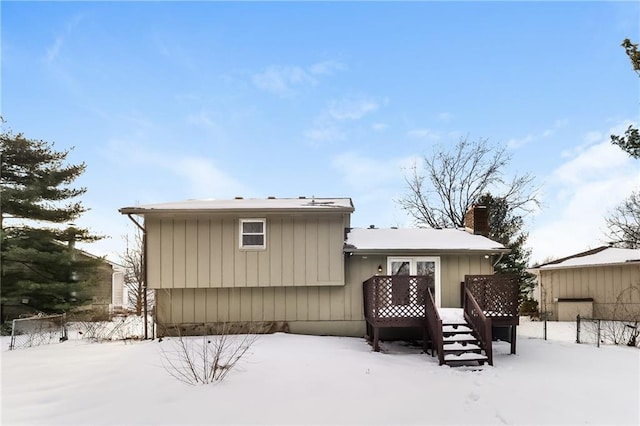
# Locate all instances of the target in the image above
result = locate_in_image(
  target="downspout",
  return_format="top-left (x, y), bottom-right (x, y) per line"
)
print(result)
top-left (127, 214), bottom-right (148, 340)
top-left (492, 252), bottom-right (505, 269)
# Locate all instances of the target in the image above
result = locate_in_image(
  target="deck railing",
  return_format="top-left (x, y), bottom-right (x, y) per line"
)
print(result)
top-left (363, 275), bottom-right (433, 351)
top-left (463, 275), bottom-right (520, 317)
top-left (425, 287), bottom-right (444, 365)
top-left (463, 286), bottom-right (493, 365)
top-left (463, 274), bottom-right (520, 356)
top-left (363, 275), bottom-right (433, 326)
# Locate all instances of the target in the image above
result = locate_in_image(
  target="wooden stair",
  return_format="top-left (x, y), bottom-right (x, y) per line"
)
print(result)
top-left (441, 322), bottom-right (489, 367)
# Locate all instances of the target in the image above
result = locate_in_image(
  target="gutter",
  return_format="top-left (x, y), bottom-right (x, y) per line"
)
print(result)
top-left (118, 206), bottom-right (355, 215)
top-left (343, 248), bottom-right (511, 256)
top-left (125, 214), bottom-right (149, 340)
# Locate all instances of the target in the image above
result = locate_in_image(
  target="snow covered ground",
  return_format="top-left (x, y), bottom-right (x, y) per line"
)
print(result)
top-left (1, 319), bottom-right (639, 425)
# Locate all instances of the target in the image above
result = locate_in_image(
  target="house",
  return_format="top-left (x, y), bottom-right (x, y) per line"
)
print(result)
top-left (70, 248), bottom-right (127, 318)
top-left (1, 246), bottom-right (126, 322)
top-left (529, 246), bottom-right (640, 321)
top-left (119, 197), bottom-right (519, 365)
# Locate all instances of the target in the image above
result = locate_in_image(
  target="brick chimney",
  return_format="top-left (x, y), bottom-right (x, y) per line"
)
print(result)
top-left (464, 205), bottom-right (489, 237)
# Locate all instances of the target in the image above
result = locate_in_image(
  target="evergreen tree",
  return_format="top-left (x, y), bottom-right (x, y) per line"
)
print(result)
top-left (1, 123), bottom-right (101, 316)
top-left (477, 193), bottom-right (536, 304)
top-left (610, 39), bottom-right (640, 158)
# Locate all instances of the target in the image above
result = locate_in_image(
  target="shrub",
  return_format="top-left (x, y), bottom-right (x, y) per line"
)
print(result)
top-left (159, 323), bottom-right (259, 385)
top-left (519, 298), bottom-right (539, 315)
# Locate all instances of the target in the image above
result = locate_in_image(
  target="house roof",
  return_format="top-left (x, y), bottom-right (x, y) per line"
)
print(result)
top-left (53, 241), bottom-right (125, 269)
top-left (344, 228), bottom-right (509, 254)
top-left (533, 246), bottom-right (640, 270)
top-left (119, 197), bottom-right (354, 215)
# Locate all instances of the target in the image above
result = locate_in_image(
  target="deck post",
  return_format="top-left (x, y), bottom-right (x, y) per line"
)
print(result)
top-left (373, 326), bottom-right (380, 352)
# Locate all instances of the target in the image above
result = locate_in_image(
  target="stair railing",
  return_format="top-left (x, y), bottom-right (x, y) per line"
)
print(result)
top-left (463, 286), bottom-right (493, 366)
top-left (425, 287), bottom-right (444, 365)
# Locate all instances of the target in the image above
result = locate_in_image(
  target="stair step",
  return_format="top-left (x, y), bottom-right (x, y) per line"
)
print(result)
top-left (443, 333), bottom-right (477, 342)
top-left (442, 325), bottom-right (472, 333)
top-left (443, 342), bottom-right (480, 351)
top-left (438, 308), bottom-right (466, 324)
top-left (444, 353), bottom-right (488, 362)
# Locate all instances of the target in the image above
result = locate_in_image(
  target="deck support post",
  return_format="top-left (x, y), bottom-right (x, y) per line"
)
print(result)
top-left (373, 327), bottom-right (380, 352)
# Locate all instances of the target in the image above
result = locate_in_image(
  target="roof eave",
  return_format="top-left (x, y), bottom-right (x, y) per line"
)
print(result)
top-left (535, 259), bottom-right (640, 271)
top-left (344, 247), bottom-right (511, 255)
top-left (119, 206), bottom-right (354, 215)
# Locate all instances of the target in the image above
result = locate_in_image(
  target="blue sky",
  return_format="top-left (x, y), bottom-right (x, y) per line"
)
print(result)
top-left (2, 1), bottom-right (639, 264)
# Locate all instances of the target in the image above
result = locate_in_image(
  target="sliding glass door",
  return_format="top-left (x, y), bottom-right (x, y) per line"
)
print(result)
top-left (387, 257), bottom-right (441, 307)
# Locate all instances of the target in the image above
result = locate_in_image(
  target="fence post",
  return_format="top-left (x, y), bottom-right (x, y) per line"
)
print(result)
top-left (9, 319), bottom-right (17, 350)
top-left (597, 319), bottom-right (601, 348)
top-left (576, 314), bottom-right (581, 344)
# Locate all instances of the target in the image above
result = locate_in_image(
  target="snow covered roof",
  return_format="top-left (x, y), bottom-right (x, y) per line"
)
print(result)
top-left (120, 197), bottom-right (354, 215)
top-left (536, 247), bottom-right (640, 270)
top-left (344, 228), bottom-right (509, 254)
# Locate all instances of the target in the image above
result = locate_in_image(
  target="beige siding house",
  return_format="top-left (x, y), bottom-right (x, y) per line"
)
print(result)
top-left (530, 246), bottom-right (640, 321)
top-left (119, 197), bottom-right (509, 336)
top-left (72, 249), bottom-right (127, 318)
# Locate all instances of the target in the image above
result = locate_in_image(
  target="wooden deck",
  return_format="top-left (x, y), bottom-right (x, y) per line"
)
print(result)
top-left (362, 275), bottom-right (432, 352)
top-left (363, 274), bottom-right (520, 366)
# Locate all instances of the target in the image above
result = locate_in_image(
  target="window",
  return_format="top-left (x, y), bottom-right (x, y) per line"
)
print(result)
top-left (240, 219), bottom-right (266, 249)
top-left (387, 256), bottom-right (441, 307)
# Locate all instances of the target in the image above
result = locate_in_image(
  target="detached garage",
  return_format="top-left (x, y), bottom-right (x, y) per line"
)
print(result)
top-left (530, 246), bottom-right (640, 321)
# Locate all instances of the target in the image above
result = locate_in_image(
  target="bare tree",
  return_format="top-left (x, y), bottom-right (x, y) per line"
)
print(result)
top-left (399, 136), bottom-right (539, 228)
top-left (119, 231), bottom-right (152, 315)
top-left (605, 191), bottom-right (640, 249)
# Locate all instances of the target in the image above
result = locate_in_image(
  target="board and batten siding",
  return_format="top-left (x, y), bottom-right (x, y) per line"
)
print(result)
top-left (147, 210), bottom-right (497, 336)
top-left (155, 256), bottom-right (366, 336)
top-left (154, 252), bottom-right (495, 337)
top-left (146, 214), bottom-right (346, 289)
top-left (540, 263), bottom-right (640, 320)
top-left (439, 254), bottom-right (494, 307)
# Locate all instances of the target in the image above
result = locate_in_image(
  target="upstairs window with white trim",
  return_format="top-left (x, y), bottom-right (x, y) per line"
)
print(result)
top-left (240, 219), bottom-right (266, 249)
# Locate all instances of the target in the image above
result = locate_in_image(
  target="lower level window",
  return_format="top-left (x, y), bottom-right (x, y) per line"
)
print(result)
top-left (240, 219), bottom-right (266, 249)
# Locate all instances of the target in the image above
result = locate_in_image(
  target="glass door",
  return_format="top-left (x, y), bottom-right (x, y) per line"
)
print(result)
top-left (387, 257), bottom-right (441, 307)
top-left (389, 259), bottom-right (411, 276)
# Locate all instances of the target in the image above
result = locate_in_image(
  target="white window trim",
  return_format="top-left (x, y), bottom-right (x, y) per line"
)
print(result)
top-left (387, 256), bottom-right (441, 307)
top-left (239, 218), bottom-right (267, 250)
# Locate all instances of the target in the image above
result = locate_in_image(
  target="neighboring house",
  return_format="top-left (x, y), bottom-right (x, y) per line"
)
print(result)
top-left (529, 246), bottom-right (640, 321)
top-left (63, 247), bottom-right (127, 318)
top-left (1, 247), bottom-right (126, 321)
top-left (119, 197), bottom-right (511, 339)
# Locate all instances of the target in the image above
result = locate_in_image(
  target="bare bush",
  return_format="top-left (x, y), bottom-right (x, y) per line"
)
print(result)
top-left (582, 319), bottom-right (639, 347)
top-left (580, 285), bottom-right (640, 347)
top-left (74, 314), bottom-right (148, 342)
top-left (159, 323), bottom-right (259, 385)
